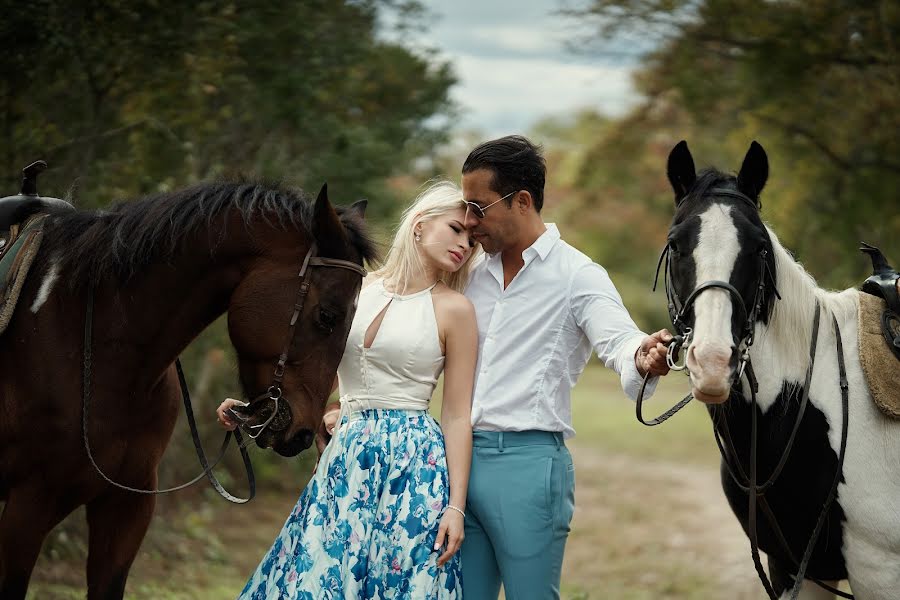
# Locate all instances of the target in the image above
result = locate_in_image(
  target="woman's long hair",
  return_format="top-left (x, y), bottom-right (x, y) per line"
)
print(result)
top-left (373, 180), bottom-right (481, 294)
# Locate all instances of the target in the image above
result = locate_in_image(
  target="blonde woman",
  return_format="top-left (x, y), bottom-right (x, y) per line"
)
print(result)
top-left (217, 181), bottom-right (479, 599)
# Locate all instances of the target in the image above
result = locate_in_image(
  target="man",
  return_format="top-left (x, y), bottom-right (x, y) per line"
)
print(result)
top-left (460, 135), bottom-right (670, 599)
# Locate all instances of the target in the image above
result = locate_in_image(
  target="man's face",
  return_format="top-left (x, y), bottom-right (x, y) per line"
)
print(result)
top-left (462, 168), bottom-right (517, 254)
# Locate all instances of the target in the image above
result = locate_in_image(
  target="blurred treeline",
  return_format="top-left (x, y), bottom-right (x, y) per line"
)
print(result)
top-left (530, 0), bottom-right (900, 332)
top-left (4, 0), bottom-right (899, 567)
top-left (0, 0), bottom-right (453, 215)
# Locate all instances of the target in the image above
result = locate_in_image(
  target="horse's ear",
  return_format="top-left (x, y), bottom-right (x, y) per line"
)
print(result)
top-left (737, 141), bottom-right (768, 200)
top-left (667, 140), bottom-right (696, 203)
top-left (313, 183), bottom-right (348, 248)
top-left (347, 199), bottom-right (367, 220)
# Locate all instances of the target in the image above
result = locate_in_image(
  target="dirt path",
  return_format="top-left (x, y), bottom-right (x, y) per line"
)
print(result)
top-left (563, 443), bottom-right (766, 599)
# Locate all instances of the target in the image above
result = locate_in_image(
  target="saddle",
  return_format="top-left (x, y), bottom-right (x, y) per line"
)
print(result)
top-left (858, 243), bottom-right (900, 419)
top-left (0, 214), bottom-right (47, 334)
top-left (0, 160), bottom-right (74, 335)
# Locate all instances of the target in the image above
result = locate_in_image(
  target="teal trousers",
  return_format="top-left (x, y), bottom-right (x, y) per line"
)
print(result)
top-left (462, 430), bottom-right (576, 600)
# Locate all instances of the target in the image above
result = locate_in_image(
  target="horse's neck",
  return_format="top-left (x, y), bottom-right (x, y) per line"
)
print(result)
top-left (749, 232), bottom-right (857, 401)
top-left (94, 227), bottom-right (255, 388)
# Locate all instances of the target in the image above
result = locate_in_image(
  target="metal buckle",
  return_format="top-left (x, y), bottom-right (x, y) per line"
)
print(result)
top-left (666, 330), bottom-right (691, 372)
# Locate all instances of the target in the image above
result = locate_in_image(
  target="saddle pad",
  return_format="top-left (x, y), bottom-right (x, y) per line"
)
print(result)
top-left (0, 214), bottom-right (46, 336)
top-left (858, 291), bottom-right (900, 419)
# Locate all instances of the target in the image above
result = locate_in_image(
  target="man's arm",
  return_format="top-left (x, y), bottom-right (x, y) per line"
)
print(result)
top-left (570, 263), bottom-right (671, 400)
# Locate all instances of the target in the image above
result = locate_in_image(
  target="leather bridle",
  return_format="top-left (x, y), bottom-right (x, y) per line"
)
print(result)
top-left (82, 241), bottom-right (366, 503)
top-left (637, 188), bottom-right (780, 426)
top-left (635, 188), bottom-right (852, 599)
top-left (233, 242), bottom-right (367, 440)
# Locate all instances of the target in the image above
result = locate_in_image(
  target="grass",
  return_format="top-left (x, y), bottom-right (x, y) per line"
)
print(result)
top-left (568, 364), bottom-right (719, 467)
top-left (28, 364), bottom-right (764, 599)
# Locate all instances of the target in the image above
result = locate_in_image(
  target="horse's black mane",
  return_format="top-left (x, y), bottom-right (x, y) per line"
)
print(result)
top-left (43, 181), bottom-right (378, 288)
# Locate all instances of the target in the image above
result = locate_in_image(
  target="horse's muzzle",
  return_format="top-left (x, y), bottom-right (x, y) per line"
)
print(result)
top-left (273, 429), bottom-right (316, 457)
top-left (686, 340), bottom-right (738, 403)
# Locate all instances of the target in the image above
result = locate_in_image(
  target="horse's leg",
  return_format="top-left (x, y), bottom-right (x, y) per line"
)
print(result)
top-left (769, 556), bottom-right (839, 600)
top-left (0, 488), bottom-right (74, 599)
top-left (85, 489), bottom-right (155, 600)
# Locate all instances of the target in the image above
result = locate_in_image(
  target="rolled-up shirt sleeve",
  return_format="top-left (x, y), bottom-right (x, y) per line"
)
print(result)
top-left (569, 262), bottom-right (659, 401)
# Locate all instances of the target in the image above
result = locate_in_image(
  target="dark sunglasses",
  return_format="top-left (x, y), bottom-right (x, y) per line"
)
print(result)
top-left (464, 190), bottom-right (517, 220)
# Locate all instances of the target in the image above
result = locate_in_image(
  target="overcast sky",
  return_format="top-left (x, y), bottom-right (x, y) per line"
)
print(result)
top-left (397, 0), bottom-right (649, 137)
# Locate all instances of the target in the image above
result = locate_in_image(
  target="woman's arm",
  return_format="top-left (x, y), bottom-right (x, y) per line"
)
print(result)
top-left (435, 294), bottom-right (477, 566)
top-left (315, 376), bottom-right (341, 455)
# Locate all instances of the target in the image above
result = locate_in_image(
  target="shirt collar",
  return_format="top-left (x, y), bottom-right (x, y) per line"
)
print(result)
top-left (524, 223), bottom-right (560, 261)
top-left (484, 223), bottom-right (560, 283)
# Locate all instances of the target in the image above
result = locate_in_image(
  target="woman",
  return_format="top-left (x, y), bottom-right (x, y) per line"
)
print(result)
top-left (217, 181), bottom-right (479, 599)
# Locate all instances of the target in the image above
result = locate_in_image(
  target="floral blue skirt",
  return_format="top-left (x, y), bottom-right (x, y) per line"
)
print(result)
top-left (238, 409), bottom-right (462, 599)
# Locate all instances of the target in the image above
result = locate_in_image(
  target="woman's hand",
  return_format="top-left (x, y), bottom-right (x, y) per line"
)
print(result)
top-left (216, 397), bottom-right (247, 431)
top-left (315, 405), bottom-right (341, 455)
top-left (434, 507), bottom-right (465, 567)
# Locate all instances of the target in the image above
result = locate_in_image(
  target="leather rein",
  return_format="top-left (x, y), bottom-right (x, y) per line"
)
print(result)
top-left (635, 188), bottom-right (852, 600)
top-left (82, 242), bottom-right (366, 503)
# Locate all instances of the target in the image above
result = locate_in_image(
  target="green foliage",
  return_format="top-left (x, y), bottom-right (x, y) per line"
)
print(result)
top-left (0, 0), bottom-right (455, 213)
top-left (561, 0), bottom-right (900, 288)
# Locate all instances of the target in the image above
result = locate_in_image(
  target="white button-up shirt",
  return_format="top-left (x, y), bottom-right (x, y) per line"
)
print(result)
top-left (464, 224), bottom-right (658, 439)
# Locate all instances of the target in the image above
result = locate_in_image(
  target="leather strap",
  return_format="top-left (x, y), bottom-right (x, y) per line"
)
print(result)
top-left (83, 289), bottom-right (255, 502)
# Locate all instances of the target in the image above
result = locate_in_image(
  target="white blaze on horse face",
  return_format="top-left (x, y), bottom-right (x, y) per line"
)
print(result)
top-left (686, 204), bottom-right (740, 400)
top-left (30, 261), bottom-right (59, 314)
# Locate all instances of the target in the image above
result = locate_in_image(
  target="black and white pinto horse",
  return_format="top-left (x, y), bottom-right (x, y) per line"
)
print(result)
top-left (661, 140), bottom-right (900, 599)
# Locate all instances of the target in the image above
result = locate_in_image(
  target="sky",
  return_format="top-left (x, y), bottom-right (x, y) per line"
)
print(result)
top-left (394, 0), bottom-right (650, 137)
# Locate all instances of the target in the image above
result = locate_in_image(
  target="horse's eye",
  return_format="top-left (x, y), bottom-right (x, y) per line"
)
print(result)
top-left (318, 307), bottom-right (338, 333)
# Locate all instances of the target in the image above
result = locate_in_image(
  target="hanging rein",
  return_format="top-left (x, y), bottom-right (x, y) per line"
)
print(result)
top-left (81, 242), bottom-right (366, 503)
top-left (635, 189), bottom-right (852, 600)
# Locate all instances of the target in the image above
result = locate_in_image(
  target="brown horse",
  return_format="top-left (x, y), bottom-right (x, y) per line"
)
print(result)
top-left (0, 181), bottom-right (375, 599)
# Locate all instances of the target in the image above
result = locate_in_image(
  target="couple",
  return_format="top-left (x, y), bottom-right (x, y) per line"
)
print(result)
top-left (217, 135), bottom-right (671, 599)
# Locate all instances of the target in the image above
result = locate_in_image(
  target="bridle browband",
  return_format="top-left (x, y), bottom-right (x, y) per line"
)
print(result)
top-left (635, 187), bottom-right (852, 600)
top-left (82, 241), bottom-right (366, 503)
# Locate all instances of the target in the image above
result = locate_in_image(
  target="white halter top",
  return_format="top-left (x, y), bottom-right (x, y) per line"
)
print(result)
top-left (336, 279), bottom-right (445, 413)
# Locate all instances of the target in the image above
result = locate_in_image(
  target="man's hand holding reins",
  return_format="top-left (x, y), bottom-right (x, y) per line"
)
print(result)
top-left (636, 329), bottom-right (673, 377)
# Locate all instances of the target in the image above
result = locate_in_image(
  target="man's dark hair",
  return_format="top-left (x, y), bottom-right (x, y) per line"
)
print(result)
top-left (462, 135), bottom-right (546, 213)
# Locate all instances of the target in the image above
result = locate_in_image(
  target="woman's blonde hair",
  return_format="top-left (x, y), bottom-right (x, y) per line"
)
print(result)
top-left (373, 180), bottom-right (481, 294)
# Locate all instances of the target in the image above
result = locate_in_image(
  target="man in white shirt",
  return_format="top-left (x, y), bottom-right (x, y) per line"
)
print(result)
top-left (460, 135), bottom-right (671, 600)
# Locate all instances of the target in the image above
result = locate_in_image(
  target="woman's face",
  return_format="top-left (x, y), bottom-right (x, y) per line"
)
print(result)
top-left (416, 207), bottom-right (475, 273)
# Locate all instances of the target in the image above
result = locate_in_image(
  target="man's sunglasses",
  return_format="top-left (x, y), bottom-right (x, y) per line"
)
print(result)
top-left (464, 190), bottom-right (518, 220)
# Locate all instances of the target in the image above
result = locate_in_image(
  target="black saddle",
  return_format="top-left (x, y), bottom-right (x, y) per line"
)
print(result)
top-left (0, 161), bottom-right (74, 240)
top-left (860, 242), bottom-right (900, 360)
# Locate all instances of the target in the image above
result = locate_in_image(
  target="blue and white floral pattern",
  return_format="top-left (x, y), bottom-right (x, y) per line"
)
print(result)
top-left (239, 409), bottom-right (461, 599)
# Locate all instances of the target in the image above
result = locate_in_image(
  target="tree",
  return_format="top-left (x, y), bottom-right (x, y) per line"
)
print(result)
top-left (0, 0), bottom-right (455, 214)
top-left (565, 0), bottom-right (900, 285)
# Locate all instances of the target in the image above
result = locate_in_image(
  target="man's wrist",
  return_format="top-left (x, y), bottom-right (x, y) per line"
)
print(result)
top-left (634, 346), bottom-right (647, 377)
